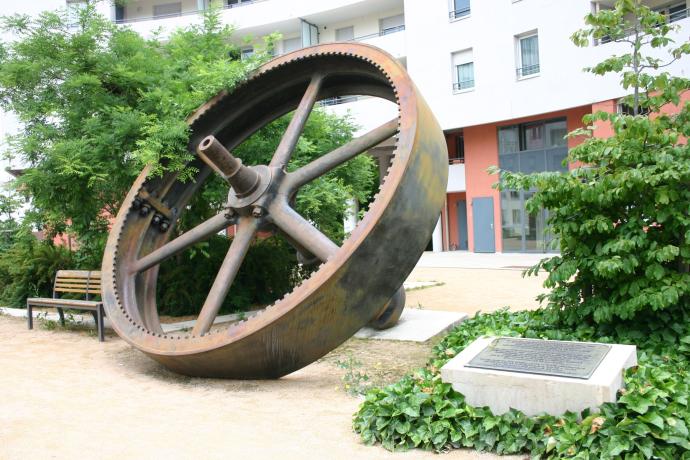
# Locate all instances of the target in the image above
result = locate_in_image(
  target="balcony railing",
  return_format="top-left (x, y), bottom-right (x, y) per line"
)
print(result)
top-left (114, 0), bottom-right (261, 24)
top-left (341, 25), bottom-right (405, 43)
top-left (449, 7), bottom-right (471, 20)
top-left (516, 64), bottom-right (540, 78)
top-left (317, 95), bottom-right (361, 107)
top-left (596, 7), bottom-right (689, 45)
top-left (659, 6), bottom-right (689, 23)
top-left (453, 80), bottom-right (474, 91)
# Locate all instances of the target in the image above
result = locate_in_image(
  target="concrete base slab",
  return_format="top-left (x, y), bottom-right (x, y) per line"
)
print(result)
top-left (355, 308), bottom-right (467, 342)
top-left (440, 336), bottom-right (637, 416)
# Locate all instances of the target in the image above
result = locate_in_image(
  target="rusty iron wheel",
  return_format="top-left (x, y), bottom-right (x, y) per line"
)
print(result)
top-left (102, 43), bottom-right (448, 379)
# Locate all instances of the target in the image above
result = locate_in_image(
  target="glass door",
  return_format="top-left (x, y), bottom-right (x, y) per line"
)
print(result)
top-left (501, 190), bottom-right (553, 252)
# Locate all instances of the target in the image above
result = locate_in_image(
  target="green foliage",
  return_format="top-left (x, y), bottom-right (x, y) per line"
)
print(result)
top-left (156, 235), bottom-right (300, 316)
top-left (497, 0), bottom-right (690, 325)
top-left (0, 3), bottom-right (264, 241)
top-left (234, 109), bottom-right (377, 243)
top-left (0, 232), bottom-right (74, 306)
top-left (336, 355), bottom-right (373, 396)
top-left (0, 3), bottom-right (377, 311)
top-left (0, 190), bottom-right (22, 252)
top-left (354, 308), bottom-right (690, 458)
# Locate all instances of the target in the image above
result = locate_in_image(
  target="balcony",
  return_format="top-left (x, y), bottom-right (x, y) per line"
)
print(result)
top-left (447, 163), bottom-right (466, 193)
top-left (114, 0), bottom-right (261, 25)
top-left (349, 26), bottom-right (406, 59)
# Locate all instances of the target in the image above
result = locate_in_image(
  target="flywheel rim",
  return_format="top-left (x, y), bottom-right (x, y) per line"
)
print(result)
top-left (102, 43), bottom-right (448, 378)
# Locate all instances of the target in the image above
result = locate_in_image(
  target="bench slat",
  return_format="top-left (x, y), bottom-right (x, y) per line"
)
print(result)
top-left (55, 279), bottom-right (102, 284)
top-left (27, 298), bottom-right (101, 309)
top-left (55, 270), bottom-right (101, 278)
top-left (54, 288), bottom-right (101, 294)
top-left (55, 282), bottom-right (102, 289)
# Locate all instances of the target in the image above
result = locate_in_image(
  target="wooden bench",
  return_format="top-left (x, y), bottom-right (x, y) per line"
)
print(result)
top-left (27, 270), bottom-right (105, 342)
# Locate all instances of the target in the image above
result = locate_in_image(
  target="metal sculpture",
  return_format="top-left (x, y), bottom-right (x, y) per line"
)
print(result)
top-left (102, 43), bottom-right (448, 379)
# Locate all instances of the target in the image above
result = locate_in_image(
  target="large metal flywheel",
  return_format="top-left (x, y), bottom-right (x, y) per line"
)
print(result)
top-left (102, 43), bottom-right (448, 379)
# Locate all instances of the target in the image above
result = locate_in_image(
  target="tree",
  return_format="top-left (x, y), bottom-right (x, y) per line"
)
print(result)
top-left (499, 0), bottom-right (690, 325)
top-left (0, 2), bottom-right (377, 244)
top-left (0, 189), bottom-right (21, 251)
top-left (0, 2), bottom-right (378, 311)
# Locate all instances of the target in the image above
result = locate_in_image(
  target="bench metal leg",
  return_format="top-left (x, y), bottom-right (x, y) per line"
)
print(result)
top-left (27, 303), bottom-right (33, 330)
top-left (96, 306), bottom-right (105, 342)
top-left (57, 307), bottom-right (65, 326)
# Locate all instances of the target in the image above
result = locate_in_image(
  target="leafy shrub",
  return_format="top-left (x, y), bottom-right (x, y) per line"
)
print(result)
top-left (156, 235), bottom-right (301, 316)
top-left (497, 1), bottom-right (690, 325)
top-left (0, 233), bottom-right (74, 306)
top-left (354, 309), bottom-right (690, 458)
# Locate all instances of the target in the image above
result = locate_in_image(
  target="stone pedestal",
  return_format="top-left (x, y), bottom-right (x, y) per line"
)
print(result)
top-left (440, 336), bottom-right (637, 416)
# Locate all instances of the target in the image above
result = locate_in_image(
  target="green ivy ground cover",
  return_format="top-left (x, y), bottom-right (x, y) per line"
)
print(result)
top-left (353, 309), bottom-right (690, 459)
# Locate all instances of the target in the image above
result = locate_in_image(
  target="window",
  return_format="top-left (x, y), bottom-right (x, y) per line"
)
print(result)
top-left (153, 2), bottom-right (182, 18)
top-left (115, 4), bottom-right (125, 22)
top-left (379, 14), bottom-right (405, 35)
top-left (499, 118), bottom-right (565, 253)
top-left (516, 33), bottom-right (539, 78)
top-left (498, 118), bottom-right (567, 172)
top-left (301, 19), bottom-right (319, 47)
top-left (452, 49), bottom-right (474, 91)
top-left (618, 100), bottom-right (651, 116)
top-left (449, 0), bottom-right (470, 19)
top-left (226, 0), bottom-right (254, 7)
top-left (451, 134), bottom-right (465, 163)
top-left (455, 63), bottom-right (474, 90)
top-left (283, 37), bottom-right (301, 54)
top-left (335, 26), bottom-right (354, 41)
top-left (240, 47), bottom-right (254, 60)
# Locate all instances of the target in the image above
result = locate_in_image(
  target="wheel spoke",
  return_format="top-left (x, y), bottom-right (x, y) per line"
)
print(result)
top-left (269, 202), bottom-right (338, 262)
top-left (131, 212), bottom-right (235, 274)
top-left (269, 73), bottom-right (324, 169)
top-left (284, 118), bottom-right (399, 192)
top-left (192, 217), bottom-right (258, 335)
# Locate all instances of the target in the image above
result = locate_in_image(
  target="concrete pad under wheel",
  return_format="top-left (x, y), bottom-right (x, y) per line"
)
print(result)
top-left (355, 308), bottom-right (467, 342)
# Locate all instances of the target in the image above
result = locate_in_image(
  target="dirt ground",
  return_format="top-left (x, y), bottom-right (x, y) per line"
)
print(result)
top-left (0, 265), bottom-right (539, 460)
top-left (0, 316), bottom-right (527, 460)
top-left (405, 266), bottom-right (548, 314)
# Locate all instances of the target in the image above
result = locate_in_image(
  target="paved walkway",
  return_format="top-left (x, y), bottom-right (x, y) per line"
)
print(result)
top-left (417, 250), bottom-right (554, 270)
top-left (404, 251), bottom-right (551, 315)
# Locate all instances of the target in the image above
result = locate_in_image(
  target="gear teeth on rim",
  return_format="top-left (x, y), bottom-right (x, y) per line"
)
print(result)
top-left (113, 45), bottom-right (406, 342)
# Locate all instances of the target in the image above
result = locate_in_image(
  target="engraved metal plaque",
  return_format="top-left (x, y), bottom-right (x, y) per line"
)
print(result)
top-left (466, 338), bottom-right (611, 379)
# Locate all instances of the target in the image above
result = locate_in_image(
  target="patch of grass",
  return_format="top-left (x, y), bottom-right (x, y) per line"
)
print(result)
top-left (37, 311), bottom-right (97, 334)
top-left (336, 355), bottom-right (373, 396)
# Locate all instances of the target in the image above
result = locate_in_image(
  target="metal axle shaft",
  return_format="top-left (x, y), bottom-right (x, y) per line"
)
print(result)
top-left (197, 135), bottom-right (261, 198)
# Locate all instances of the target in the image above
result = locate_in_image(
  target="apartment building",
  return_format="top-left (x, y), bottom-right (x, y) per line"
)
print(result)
top-left (4, 0), bottom-right (690, 252)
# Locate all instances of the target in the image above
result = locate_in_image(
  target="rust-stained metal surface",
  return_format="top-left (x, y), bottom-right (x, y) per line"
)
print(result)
top-left (101, 43), bottom-right (449, 379)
